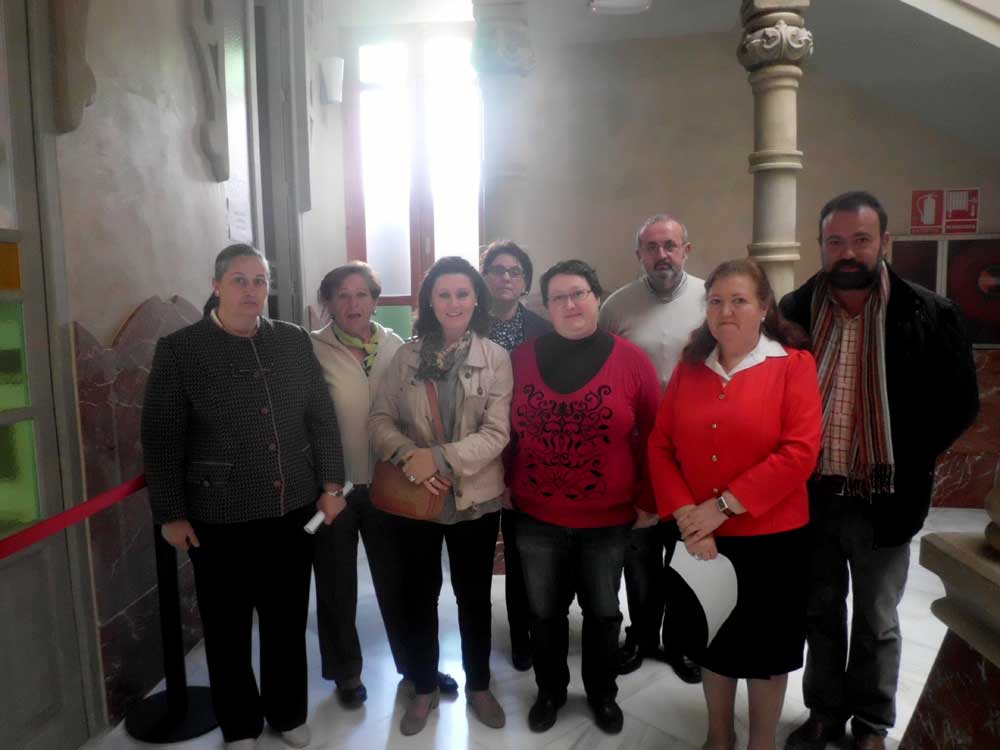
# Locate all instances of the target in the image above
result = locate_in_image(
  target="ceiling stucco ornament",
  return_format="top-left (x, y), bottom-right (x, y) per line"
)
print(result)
top-left (51, 0), bottom-right (97, 133)
top-left (737, 19), bottom-right (813, 72)
top-left (472, 17), bottom-right (535, 76)
top-left (188, 0), bottom-right (229, 181)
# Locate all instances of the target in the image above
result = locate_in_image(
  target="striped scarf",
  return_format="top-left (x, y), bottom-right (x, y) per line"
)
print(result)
top-left (810, 262), bottom-right (894, 496)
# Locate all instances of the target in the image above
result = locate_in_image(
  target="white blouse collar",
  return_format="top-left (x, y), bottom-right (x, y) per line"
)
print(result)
top-left (705, 334), bottom-right (787, 383)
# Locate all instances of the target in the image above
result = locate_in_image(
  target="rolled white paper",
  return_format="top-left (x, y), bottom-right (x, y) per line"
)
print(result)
top-left (304, 481), bottom-right (355, 534)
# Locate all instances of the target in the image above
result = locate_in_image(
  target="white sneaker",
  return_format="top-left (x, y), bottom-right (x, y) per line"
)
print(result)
top-left (280, 724), bottom-right (311, 748)
top-left (225, 740), bottom-right (256, 750)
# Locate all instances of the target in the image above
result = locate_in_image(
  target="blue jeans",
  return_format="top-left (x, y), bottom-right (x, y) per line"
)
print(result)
top-left (802, 488), bottom-right (911, 736)
top-left (516, 514), bottom-right (629, 703)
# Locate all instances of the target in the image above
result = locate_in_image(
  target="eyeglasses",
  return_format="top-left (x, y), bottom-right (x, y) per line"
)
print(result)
top-left (641, 241), bottom-right (684, 255)
top-left (485, 265), bottom-right (524, 279)
top-left (548, 289), bottom-right (593, 307)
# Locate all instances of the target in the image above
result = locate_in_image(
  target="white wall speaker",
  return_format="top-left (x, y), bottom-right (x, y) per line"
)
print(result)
top-left (320, 56), bottom-right (345, 104)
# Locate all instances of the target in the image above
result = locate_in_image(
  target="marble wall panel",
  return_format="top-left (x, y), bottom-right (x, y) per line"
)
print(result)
top-left (933, 350), bottom-right (1000, 508)
top-left (76, 295), bottom-right (201, 722)
top-left (901, 629), bottom-right (1000, 750)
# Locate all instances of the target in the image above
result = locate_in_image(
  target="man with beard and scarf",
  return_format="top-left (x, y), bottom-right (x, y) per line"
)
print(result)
top-left (780, 191), bottom-right (978, 750)
top-left (599, 214), bottom-right (704, 685)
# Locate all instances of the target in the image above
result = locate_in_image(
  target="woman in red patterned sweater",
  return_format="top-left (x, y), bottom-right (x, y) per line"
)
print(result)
top-left (648, 259), bottom-right (822, 750)
top-left (508, 260), bottom-right (660, 736)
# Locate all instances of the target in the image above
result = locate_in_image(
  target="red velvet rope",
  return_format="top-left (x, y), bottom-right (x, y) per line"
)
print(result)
top-left (0, 475), bottom-right (147, 561)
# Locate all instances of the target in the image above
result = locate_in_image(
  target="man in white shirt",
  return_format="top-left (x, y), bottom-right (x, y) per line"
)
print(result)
top-left (599, 214), bottom-right (706, 684)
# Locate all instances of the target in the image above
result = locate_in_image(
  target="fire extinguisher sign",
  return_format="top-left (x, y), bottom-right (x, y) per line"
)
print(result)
top-left (910, 188), bottom-right (980, 235)
top-left (911, 189), bottom-right (944, 234)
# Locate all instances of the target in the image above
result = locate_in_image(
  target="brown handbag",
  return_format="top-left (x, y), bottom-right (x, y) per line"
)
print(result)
top-left (371, 379), bottom-right (448, 520)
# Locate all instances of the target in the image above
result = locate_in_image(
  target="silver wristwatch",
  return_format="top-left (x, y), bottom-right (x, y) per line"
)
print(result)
top-left (716, 494), bottom-right (736, 518)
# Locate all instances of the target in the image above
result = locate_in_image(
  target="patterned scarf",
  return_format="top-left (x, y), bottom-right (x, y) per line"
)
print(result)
top-left (810, 261), bottom-right (894, 496)
top-left (416, 330), bottom-right (472, 382)
top-left (332, 322), bottom-right (380, 375)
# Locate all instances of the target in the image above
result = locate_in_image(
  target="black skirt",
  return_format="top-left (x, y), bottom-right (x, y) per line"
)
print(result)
top-left (665, 525), bottom-right (810, 680)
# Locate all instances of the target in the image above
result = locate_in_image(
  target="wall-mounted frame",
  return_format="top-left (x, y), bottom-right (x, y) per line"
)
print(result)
top-left (891, 233), bottom-right (1000, 348)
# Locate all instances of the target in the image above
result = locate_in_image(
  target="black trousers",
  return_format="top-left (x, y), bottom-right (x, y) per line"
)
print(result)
top-left (382, 510), bottom-right (501, 695)
top-left (623, 520), bottom-right (685, 654)
top-left (501, 508), bottom-right (532, 656)
top-left (188, 505), bottom-right (313, 743)
top-left (313, 486), bottom-right (406, 682)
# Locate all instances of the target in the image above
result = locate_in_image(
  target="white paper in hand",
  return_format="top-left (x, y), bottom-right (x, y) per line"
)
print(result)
top-left (670, 550), bottom-right (738, 646)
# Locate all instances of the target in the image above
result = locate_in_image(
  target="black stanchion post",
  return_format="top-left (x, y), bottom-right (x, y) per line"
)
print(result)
top-left (124, 526), bottom-right (217, 742)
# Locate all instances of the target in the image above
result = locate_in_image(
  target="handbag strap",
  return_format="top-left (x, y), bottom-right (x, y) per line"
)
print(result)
top-left (424, 379), bottom-right (447, 443)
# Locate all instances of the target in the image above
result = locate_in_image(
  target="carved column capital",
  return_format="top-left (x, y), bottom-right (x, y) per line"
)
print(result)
top-left (472, 1), bottom-right (534, 77)
top-left (738, 19), bottom-right (814, 72)
top-left (473, 15), bottom-right (535, 77)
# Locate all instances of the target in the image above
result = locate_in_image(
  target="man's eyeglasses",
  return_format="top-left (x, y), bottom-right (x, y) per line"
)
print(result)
top-left (548, 289), bottom-right (593, 307)
top-left (641, 241), bottom-right (683, 255)
top-left (485, 265), bottom-right (524, 279)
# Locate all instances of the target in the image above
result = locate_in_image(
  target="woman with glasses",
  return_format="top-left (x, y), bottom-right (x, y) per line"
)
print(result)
top-left (507, 259), bottom-right (660, 736)
top-left (480, 240), bottom-right (553, 674)
top-left (481, 240), bottom-right (553, 350)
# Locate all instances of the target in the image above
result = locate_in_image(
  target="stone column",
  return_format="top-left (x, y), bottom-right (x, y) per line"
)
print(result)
top-left (472, 0), bottom-right (535, 246)
top-left (738, 1), bottom-right (813, 298)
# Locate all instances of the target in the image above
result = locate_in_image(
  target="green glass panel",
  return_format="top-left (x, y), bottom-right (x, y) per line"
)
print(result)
top-left (373, 304), bottom-right (413, 340)
top-left (0, 301), bottom-right (28, 408)
top-left (0, 420), bottom-right (39, 536)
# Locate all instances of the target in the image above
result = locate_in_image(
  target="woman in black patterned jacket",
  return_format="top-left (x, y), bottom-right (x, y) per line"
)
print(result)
top-left (141, 244), bottom-right (344, 750)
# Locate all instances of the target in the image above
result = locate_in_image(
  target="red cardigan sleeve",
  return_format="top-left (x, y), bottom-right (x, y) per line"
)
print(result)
top-left (726, 350), bottom-right (822, 517)
top-left (647, 363), bottom-right (698, 518)
top-left (631, 345), bottom-right (662, 513)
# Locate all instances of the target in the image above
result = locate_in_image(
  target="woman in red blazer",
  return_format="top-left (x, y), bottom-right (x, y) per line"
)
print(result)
top-left (648, 259), bottom-right (822, 750)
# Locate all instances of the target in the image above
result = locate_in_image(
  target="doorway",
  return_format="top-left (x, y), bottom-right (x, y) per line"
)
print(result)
top-left (0, 1), bottom-right (93, 748)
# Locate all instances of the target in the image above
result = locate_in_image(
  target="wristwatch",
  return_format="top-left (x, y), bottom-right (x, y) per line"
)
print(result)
top-left (716, 494), bottom-right (736, 518)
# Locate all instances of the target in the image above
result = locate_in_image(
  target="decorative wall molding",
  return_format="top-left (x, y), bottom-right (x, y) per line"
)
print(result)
top-left (472, 17), bottom-right (535, 77)
top-left (188, 0), bottom-right (229, 181)
top-left (738, 19), bottom-right (814, 71)
top-left (50, 0), bottom-right (97, 133)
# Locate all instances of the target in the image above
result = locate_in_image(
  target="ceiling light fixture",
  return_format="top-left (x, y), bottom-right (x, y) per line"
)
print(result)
top-left (590, 0), bottom-right (652, 15)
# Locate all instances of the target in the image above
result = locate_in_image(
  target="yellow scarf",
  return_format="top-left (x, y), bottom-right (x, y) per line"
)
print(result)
top-left (333, 322), bottom-right (380, 375)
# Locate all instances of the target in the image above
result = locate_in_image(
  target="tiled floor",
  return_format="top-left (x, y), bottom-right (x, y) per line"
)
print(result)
top-left (80, 508), bottom-right (988, 750)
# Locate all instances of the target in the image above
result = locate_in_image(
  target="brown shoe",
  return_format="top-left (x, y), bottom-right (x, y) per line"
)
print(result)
top-left (467, 689), bottom-right (506, 729)
top-left (785, 715), bottom-right (846, 750)
top-left (853, 732), bottom-right (886, 750)
top-left (400, 689), bottom-right (439, 736)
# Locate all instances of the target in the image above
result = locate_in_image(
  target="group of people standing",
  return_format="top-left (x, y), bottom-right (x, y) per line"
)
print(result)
top-left (141, 190), bottom-right (978, 750)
